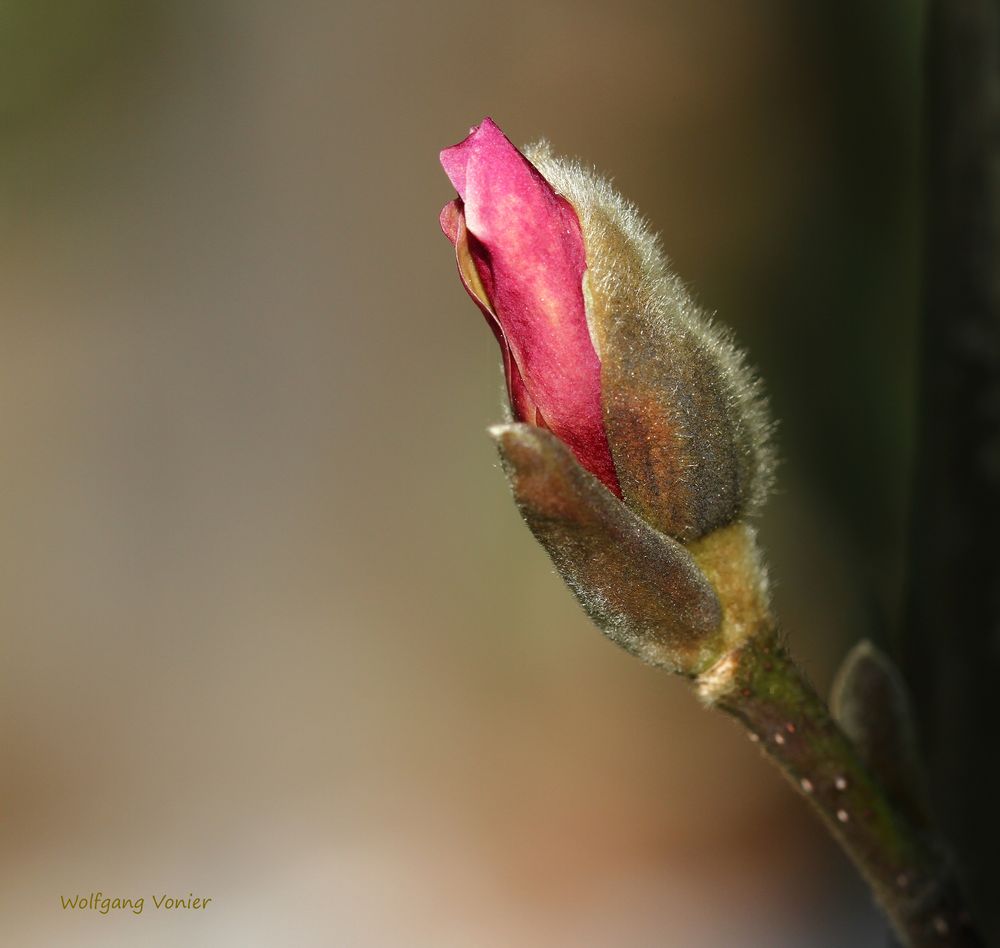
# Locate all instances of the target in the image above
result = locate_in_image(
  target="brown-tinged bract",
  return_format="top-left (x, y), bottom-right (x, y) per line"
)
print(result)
top-left (491, 423), bottom-right (725, 674)
top-left (526, 142), bottom-right (775, 542)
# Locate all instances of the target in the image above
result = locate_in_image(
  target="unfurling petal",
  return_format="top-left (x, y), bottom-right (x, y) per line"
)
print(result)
top-left (440, 118), bottom-right (620, 496)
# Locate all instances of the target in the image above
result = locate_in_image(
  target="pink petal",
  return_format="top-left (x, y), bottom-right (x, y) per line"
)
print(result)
top-left (439, 199), bottom-right (537, 424)
top-left (440, 119), bottom-right (620, 496)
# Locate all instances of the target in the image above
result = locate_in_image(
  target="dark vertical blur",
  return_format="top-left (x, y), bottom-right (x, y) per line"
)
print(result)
top-left (0, 2), bottom-right (927, 946)
top-left (905, 0), bottom-right (1000, 940)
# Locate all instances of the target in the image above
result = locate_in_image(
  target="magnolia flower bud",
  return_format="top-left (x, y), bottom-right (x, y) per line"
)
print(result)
top-left (440, 118), bottom-right (774, 671)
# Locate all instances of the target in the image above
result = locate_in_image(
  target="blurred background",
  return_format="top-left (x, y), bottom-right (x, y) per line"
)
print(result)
top-left (0, 1), bottom-right (924, 945)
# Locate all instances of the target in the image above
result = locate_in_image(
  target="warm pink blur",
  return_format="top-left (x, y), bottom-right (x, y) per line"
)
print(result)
top-left (0, 2), bottom-right (918, 945)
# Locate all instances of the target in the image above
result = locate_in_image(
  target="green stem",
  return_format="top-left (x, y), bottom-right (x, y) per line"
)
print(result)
top-left (696, 631), bottom-right (983, 947)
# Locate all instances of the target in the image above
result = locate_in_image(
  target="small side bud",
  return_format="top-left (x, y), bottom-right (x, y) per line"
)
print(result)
top-left (831, 640), bottom-right (930, 827)
top-left (491, 423), bottom-right (724, 674)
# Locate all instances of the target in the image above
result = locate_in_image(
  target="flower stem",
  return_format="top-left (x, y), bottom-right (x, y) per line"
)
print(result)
top-left (697, 630), bottom-right (984, 947)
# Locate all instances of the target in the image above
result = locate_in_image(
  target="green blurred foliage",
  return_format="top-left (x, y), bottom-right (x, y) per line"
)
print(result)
top-left (0, 0), bottom-right (143, 127)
